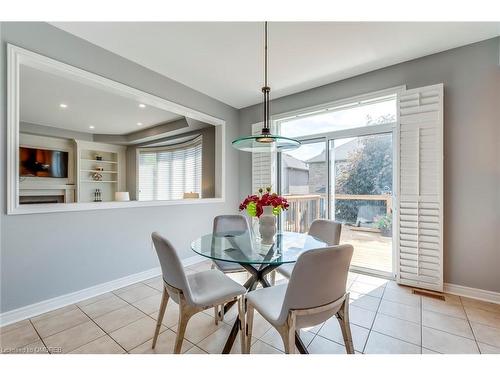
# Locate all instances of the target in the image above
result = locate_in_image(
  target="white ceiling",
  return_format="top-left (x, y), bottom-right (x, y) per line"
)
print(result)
top-left (51, 22), bottom-right (500, 109)
top-left (20, 65), bottom-right (183, 134)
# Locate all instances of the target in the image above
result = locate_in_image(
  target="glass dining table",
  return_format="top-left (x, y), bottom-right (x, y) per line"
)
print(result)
top-left (191, 230), bottom-right (329, 354)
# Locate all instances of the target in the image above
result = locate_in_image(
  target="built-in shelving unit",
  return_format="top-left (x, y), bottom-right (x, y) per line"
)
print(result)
top-left (75, 140), bottom-right (126, 203)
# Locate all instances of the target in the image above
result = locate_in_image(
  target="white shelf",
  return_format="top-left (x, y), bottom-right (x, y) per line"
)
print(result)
top-left (81, 159), bottom-right (118, 164)
top-left (81, 170), bottom-right (118, 173)
top-left (82, 180), bottom-right (117, 183)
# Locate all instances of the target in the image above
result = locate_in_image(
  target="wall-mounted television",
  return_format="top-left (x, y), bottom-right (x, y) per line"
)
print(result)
top-left (19, 147), bottom-right (69, 178)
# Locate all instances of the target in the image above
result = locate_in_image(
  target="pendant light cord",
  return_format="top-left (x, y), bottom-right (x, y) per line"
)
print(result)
top-left (262, 21), bottom-right (271, 134)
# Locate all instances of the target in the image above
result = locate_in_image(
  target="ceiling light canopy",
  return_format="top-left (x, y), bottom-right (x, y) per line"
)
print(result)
top-left (59, 103), bottom-right (67, 108)
top-left (232, 22), bottom-right (300, 153)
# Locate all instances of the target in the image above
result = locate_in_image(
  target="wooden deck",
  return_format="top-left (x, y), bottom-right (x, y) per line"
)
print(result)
top-left (340, 225), bottom-right (392, 273)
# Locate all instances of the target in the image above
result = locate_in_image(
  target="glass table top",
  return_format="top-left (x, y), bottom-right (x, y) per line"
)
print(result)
top-left (191, 231), bottom-right (328, 265)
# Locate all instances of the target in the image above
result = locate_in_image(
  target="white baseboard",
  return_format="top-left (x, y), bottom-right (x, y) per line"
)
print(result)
top-left (444, 283), bottom-right (500, 304)
top-left (0, 255), bottom-right (205, 327)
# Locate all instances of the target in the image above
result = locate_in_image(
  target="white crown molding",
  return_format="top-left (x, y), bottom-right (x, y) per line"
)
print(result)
top-left (444, 283), bottom-right (500, 304)
top-left (0, 255), bottom-right (204, 327)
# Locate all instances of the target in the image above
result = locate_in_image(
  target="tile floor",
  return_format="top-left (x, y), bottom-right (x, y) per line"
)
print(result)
top-left (1, 260), bottom-right (500, 354)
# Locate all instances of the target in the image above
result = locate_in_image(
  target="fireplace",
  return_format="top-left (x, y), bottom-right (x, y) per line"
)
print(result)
top-left (19, 195), bottom-right (65, 204)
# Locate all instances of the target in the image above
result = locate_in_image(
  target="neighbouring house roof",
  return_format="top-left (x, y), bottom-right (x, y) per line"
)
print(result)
top-left (306, 138), bottom-right (360, 163)
top-left (282, 154), bottom-right (309, 171)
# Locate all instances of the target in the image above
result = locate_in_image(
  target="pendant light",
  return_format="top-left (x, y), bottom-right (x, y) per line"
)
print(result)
top-left (232, 22), bottom-right (301, 153)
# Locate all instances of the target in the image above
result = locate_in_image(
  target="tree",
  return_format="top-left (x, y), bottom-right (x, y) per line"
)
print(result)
top-left (335, 133), bottom-right (392, 223)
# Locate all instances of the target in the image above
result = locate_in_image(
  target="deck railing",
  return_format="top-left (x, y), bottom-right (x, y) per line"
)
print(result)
top-left (283, 193), bottom-right (392, 233)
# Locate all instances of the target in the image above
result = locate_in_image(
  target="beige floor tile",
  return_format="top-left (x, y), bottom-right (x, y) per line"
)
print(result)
top-left (349, 281), bottom-right (385, 298)
top-left (44, 321), bottom-right (105, 354)
top-left (32, 308), bottom-right (90, 338)
top-left (364, 331), bottom-right (421, 354)
top-left (478, 342), bottom-right (500, 354)
top-left (348, 305), bottom-right (377, 329)
top-left (372, 314), bottom-right (421, 345)
top-left (422, 326), bottom-right (479, 354)
top-left (422, 310), bottom-right (473, 339)
top-left (259, 326), bottom-right (315, 352)
top-left (77, 292), bottom-right (115, 307)
top-left (79, 294), bottom-right (129, 319)
top-left (464, 306), bottom-right (500, 329)
top-left (143, 277), bottom-right (164, 291)
top-left (318, 318), bottom-right (369, 352)
top-left (114, 284), bottom-right (160, 304)
top-left (0, 323), bottom-right (40, 351)
top-left (149, 300), bottom-right (180, 328)
top-left (185, 346), bottom-right (208, 354)
top-left (349, 292), bottom-right (381, 312)
top-left (461, 297), bottom-right (500, 314)
top-left (31, 304), bottom-right (78, 323)
top-left (189, 261), bottom-right (213, 272)
top-left (355, 274), bottom-right (389, 287)
top-left (422, 297), bottom-right (467, 319)
top-left (94, 305), bottom-right (146, 333)
top-left (470, 321), bottom-right (500, 348)
top-left (247, 312), bottom-right (274, 339)
top-left (131, 293), bottom-right (164, 315)
top-left (197, 323), bottom-right (245, 354)
top-left (249, 339), bottom-right (283, 354)
top-left (110, 316), bottom-right (165, 351)
top-left (128, 329), bottom-right (193, 354)
top-left (379, 300), bottom-right (421, 324)
top-left (0, 319), bottom-right (31, 335)
top-left (171, 311), bottom-right (222, 344)
top-left (422, 348), bottom-right (440, 354)
top-left (307, 335), bottom-right (347, 354)
top-left (113, 282), bottom-right (144, 295)
top-left (385, 281), bottom-right (413, 291)
top-left (69, 335), bottom-right (125, 354)
top-left (382, 288), bottom-right (421, 307)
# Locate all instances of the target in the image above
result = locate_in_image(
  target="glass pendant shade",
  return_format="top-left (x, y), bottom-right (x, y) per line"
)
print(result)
top-left (232, 134), bottom-right (301, 152)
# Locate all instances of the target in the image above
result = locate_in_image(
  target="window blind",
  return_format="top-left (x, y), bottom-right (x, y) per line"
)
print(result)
top-left (138, 137), bottom-right (202, 201)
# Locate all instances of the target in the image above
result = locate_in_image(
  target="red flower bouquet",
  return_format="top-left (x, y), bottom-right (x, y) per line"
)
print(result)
top-left (239, 187), bottom-right (289, 218)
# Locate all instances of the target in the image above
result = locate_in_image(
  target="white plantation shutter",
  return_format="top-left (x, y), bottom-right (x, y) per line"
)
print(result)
top-left (251, 122), bottom-right (277, 193)
top-left (396, 84), bottom-right (444, 291)
top-left (138, 137), bottom-right (202, 201)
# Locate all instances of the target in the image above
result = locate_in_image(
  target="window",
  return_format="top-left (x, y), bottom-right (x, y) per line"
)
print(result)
top-left (138, 137), bottom-right (202, 201)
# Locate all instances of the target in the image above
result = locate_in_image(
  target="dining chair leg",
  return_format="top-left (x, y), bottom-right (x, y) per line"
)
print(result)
top-left (214, 305), bottom-right (219, 325)
top-left (220, 304), bottom-right (224, 321)
top-left (152, 286), bottom-right (169, 349)
top-left (245, 301), bottom-right (254, 353)
top-left (337, 295), bottom-right (354, 354)
top-left (269, 270), bottom-right (276, 286)
top-left (238, 297), bottom-right (246, 353)
top-left (281, 313), bottom-right (296, 354)
top-left (174, 302), bottom-right (193, 354)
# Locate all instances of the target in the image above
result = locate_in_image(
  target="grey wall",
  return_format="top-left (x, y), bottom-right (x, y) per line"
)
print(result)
top-left (126, 126), bottom-right (216, 199)
top-left (239, 37), bottom-right (500, 293)
top-left (0, 22), bottom-right (240, 313)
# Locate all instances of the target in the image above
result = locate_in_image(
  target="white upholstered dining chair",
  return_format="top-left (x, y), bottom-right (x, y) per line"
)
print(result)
top-left (274, 219), bottom-right (342, 281)
top-left (211, 214), bottom-right (249, 323)
top-left (244, 244), bottom-right (354, 354)
top-left (151, 232), bottom-right (246, 353)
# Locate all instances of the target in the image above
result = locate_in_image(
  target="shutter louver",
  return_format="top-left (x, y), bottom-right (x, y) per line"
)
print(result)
top-left (397, 84), bottom-right (443, 291)
top-left (138, 137), bottom-right (202, 201)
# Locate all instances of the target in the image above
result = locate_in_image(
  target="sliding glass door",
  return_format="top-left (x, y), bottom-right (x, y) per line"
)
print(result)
top-left (330, 133), bottom-right (393, 274)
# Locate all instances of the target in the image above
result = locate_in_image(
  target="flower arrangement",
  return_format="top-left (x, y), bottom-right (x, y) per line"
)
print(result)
top-left (239, 187), bottom-right (289, 218)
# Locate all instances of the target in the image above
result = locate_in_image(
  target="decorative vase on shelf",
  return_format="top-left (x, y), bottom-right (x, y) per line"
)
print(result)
top-left (259, 206), bottom-right (276, 244)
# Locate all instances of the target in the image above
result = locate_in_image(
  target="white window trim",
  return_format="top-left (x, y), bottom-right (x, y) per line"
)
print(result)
top-left (7, 44), bottom-right (226, 215)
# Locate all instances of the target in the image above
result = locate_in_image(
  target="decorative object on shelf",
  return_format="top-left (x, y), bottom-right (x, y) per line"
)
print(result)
top-left (239, 187), bottom-right (289, 244)
top-left (93, 189), bottom-right (102, 202)
top-left (183, 192), bottom-right (200, 199)
top-left (374, 213), bottom-right (392, 237)
top-left (115, 191), bottom-right (130, 202)
top-left (232, 22), bottom-right (300, 153)
top-left (91, 172), bottom-right (103, 181)
top-left (95, 153), bottom-right (103, 161)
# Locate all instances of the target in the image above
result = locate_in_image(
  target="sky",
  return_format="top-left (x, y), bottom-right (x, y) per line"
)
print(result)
top-left (281, 99), bottom-right (396, 161)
